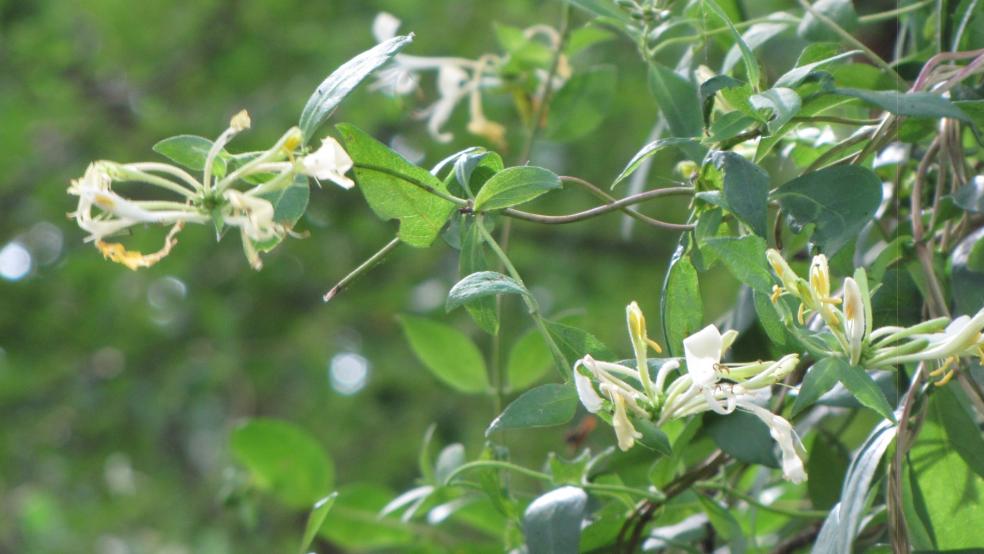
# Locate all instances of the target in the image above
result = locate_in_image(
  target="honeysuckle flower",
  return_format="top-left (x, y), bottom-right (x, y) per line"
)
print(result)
top-left (682, 324), bottom-right (738, 388)
top-left (300, 137), bottom-right (355, 189)
top-left (842, 277), bottom-right (865, 365)
top-left (627, 301), bottom-right (662, 400)
top-left (573, 360), bottom-right (604, 414)
top-left (739, 401), bottom-right (807, 484)
top-left (609, 389), bottom-right (642, 451)
top-left (370, 13), bottom-right (420, 96)
top-left (367, 12), bottom-right (565, 146)
top-left (69, 111), bottom-right (358, 271)
top-left (571, 303), bottom-right (805, 480)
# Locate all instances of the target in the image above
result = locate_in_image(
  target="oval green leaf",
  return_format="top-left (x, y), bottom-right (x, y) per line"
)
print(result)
top-left (473, 166), bottom-right (561, 212)
top-left (398, 315), bottom-right (489, 393)
top-left (230, 418), bottom-right (334, 509)
top-left (486, 383), bottom-right (577, 436)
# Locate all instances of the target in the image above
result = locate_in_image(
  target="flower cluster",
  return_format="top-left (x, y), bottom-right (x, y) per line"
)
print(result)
top-left (68, 111), bottom-right (354, 270)
top-left (369, 13), bottom-right (569, 148)
top-left (573, 302), bottom-right (806, 483)
top-left (767, 249), bottom-right (984, 385)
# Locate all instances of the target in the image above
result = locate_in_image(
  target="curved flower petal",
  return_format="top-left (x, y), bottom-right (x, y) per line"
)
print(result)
top-left (740, 401), bottom-right (807, 483)
top-left (372, 12), bottom-right (402, 42)
top-left (611, 392), bottom-right (642, 451)
top-left (301, 137), bottom-right (355, 189)
top-left (843, 277), bottom-right (865, 364)
top-left (683, 324), bottom-right (724, 388)
top-left (573, 358), bottom-right (604, 414)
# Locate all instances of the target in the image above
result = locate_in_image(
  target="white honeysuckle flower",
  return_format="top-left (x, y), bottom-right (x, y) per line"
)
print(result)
top-left (682, 324), bottom-right (737, 388)
top-left (573, 360), bottom-right (604, 414)
top-left (419, 64), bottom-right (471, 143)
top-left (609, 389), bottom-right (642, 451)
top-left (739, 401), bottom-right (807, 484)
top-left (223, 190), bottom-right (281, 242)
top-left (843, 277), bottom-right (865, 365)
top-left (301, 137), bottom-right (355, 189)
top-left (372, 11), bottom-right (401, 42)
top-left (370, 13), bottom-right (420, 96)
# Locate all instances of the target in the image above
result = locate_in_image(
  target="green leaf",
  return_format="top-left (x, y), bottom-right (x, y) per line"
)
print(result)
top-left (807, 433), bottom-right (849, 510)
top-left (648, 63), bottom-right (703, 138)
top-left (706, 410), bottom-right (780, 468)
top-left (230, 418), bottom-right (334, 509)
top-left (338, 123), bottom-right (456, 247)
top-left (707, 151), bottom-right (770, 236)
top-left (708, 111), bottom-right (757, 142)
top-left (631, 417), bottom-right (672, 456)
top-left (398, 315), bottom-right (489, 394)
top-left (319, 483), bottom-right (415, 549)
top-left (815, 421), bottom-right (897, 553)
top-left (701, 0), bottom-right (761, 89)
top-left (837, 361), bottom-right (896, 422)
top-left (486, 384), bottom-right (577, 435)
top-left (299, 493), bottom-right (337, 554)
top-left (952, 178), bottom-right (984, 213)
top-left (772, 165), bottom-right (883, 255)
top-left (459, 220), bottom-right (499, 334)
top-left (446, 271), bottom-right (530, 313)
top-left (299, 35), bottom-right (413, 142)
top-left (750, 87), bottom-right (801, 132)
top-left (792, 358), bottom-right (841, 416)
top-left (548, 451), bottom-right (591, 485)
top-left (911, 391), bottom-right (984, 549)
top-left (473, 166), bottom-right (562, 211)
top-left (774, 49), bottom-right (860, 88)
top-left (612, 138), bottom-right (706, 188)
top-left (797, 0), bottom-right (858, 42)
top-left (702, 235), bottom-right (773, 293)
top-left (933, 384), bottom-right (984, 479)
top-left (251, 175), bottom-right (311, 253)
top-left (507, 328), bottom-right (552, 390)
top-left (830, 87), bottom-right (970, 122)
top-left (546, 65), bottom-right (616, 141)
top-left (152, 134), bottom-right (226, 175)
top-left (522, 486), bottom-right (588, 554)
top-left (753, 288), bottom-right (786, 346)
top-left (661, 250), bottom-right (702, 357)
top-left (543, 320), bottom-right (613, 364)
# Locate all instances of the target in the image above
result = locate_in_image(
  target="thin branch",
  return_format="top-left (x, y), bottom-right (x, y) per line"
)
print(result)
top-left (502, 187), bottom-right (695, 229)
top-left (561, 175), bottom-right (691, 230)
top-left (323, 236), bottom-right (401, 302)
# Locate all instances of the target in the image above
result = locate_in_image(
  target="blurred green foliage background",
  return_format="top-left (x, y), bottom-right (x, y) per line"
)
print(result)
top-left (0, 0), bottom-right (900, 551)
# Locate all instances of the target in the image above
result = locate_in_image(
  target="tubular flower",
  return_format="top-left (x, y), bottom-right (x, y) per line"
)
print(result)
top-left (571, 303), bottom-right (805, 481)
top-left (739, 402), bottom-right (808, 484)
top-left (69, 112), bottom-right (356, 270)
top-left (366, 12), bottom-right (566, 145)
top-left (842, 277), bottom-right (866, 365)
top-left (765, 250), bottom-right (984, 385)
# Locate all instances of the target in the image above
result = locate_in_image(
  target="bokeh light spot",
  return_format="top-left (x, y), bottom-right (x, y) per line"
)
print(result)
top-left (329, 352), bottom-right (370, 396)
top-left (0, 242), bottom-right (32, 281)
